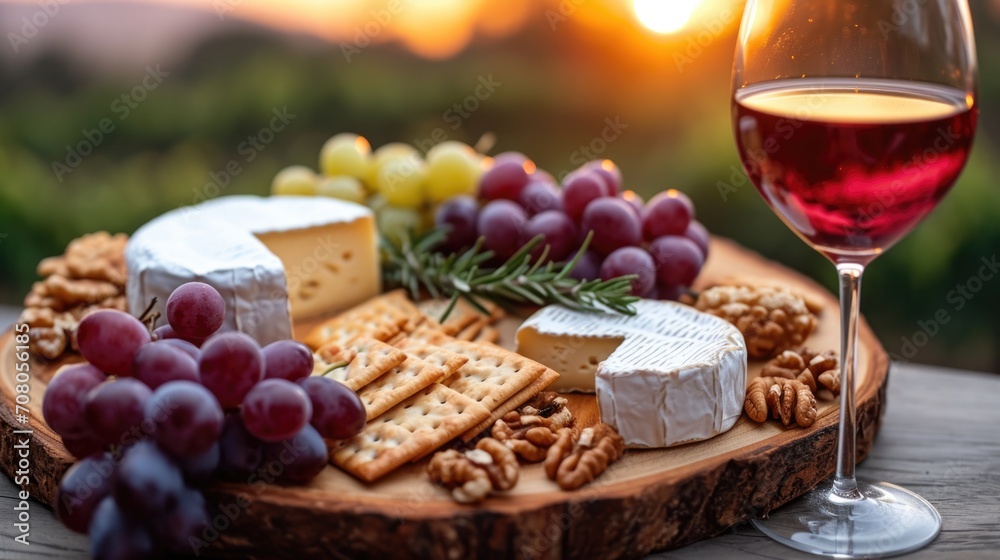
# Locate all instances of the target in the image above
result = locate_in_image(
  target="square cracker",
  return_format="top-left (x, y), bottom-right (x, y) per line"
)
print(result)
top-left (417, 297), bottom-right (504, 335)
top-left (404, 331), bottom-right (547, 412)
top-left (459, 367), bottom-right (560, 442)
top-left (314, 339), bottom-right (406, 391)
top-left (356, 356), bottom-right (450, 420)
top-left (330, 383), bottom-right (492, 482)
top-left (474, 325), bottom-right (500, 344)
top-left (303, 289), bottom-right (421, 349)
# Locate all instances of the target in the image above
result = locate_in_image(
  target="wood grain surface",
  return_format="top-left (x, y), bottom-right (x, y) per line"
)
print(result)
top-left (0, 239), bottom-right (895, 559)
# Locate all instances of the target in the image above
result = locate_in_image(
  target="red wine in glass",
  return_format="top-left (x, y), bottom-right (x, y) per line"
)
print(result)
top-left (734, 77), bottom-right (976, 262)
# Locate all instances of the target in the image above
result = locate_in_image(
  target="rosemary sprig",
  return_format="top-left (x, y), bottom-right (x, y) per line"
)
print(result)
top-left (381, 229), bottom-right (639, 321)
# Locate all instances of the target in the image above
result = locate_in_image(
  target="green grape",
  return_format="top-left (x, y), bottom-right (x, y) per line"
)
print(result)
top-left (271, 166), bottom-right (318, 196)
top-left (319, 133), bottom-right (371, 179)
top-left (425, 142), bottom-right (481, 202)
top-left (368, 142), bottom-right (419, 185)
top-left (375, 155), bottom-right (426, 209)
top-left (378, 206), bottom-right (422, 246)
top-left (316, 176), bottom-right (366, 204)
top-left (366, 193), bottom-right (389, 214)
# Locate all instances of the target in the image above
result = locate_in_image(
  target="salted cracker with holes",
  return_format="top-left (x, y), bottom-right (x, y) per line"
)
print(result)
top-left (304, 290), bottom-right (417, 349)
top-left (330, 383), bottom-right (492, 482)
top-left (313, 338), bottom-right (407, 391)
top-left (402, 331), bottom-right (547, 412)
top-left (460, 367), bottom-right (561, 442)
top-left (355, 353), bottom-right (468, 420)
top-left (417, 297), bottom-right (504, 335)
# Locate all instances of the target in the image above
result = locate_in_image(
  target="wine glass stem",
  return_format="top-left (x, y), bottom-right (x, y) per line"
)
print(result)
top-left (832, 262), bottom-right (865, 500)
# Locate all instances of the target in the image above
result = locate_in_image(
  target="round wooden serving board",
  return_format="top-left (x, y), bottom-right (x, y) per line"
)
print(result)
top-left (0, 238), bottom-right (888, 560)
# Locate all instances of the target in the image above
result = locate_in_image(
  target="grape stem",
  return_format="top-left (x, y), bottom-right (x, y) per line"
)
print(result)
top-left (381, 229), bottom-right (640, 321)
top-left (137, 297), bottom-right (160, 336)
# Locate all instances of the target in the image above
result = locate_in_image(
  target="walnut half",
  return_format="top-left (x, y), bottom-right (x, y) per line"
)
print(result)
top-left (544, 424), bottom-right (625, 491)
top-left (491, 392), bottom-right (574, 462)
top-left (428, 438), bottom-right (519, 504)
top-left (696, 285), bottom-right (818, 359)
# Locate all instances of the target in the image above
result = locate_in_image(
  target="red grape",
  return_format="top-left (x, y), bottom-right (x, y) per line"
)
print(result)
top-left (530, 168), bottom-right (557, 185)
top-left (264, 424), bottom-right (329, 483)
top-left (157, 487), bottom-right (210, 554)
top-left (133, 341), bottom-right (200, 390)
top-left (619, 190), bottom-right (644, 216)
top-left (218, 414), bottom-right (265, 479)
top-left (580, 198), bottom-right (642, 256)
top-left (199, 332), bottom-right (265, 408)
top-left (262, 340), bottom-right (314, 382)
top-left (76, 310), bottom-right (151, 377)
top-left (477, 200), bottom-right (528, 261)
top-left (145, 381), bottom-right (224, 458)
top-left (599, 247), bottom-right (657, 296)
top-left (583, 159), bottom-right (622, 196)
top-left (522, 210), bottom-right (579, 263)
top-left (84, 379), bottom-right (152, 449)
top-left (492, 151), bottom-right (530, 166)
top-left (519, 181), bottom-right (563, 216)
top-left (166, 282), bottom-right (226, 339)
top-left (479, 159), bottom-right (531, 201)
top-left (658, 284), bottom-right (685, 302)
top-left (159, 338), bottom-right (201, 361)
top-left (88, 496), bottom-right (155, 560)
top-left (434, 195), bottom-right (480, 254)
top-left (562, 170), bottom-right (610, 222)
top-left (154, 324), bottom-right (207, 348)
top-left (176, 442), bottom-right (220, 485)
top-left (642, 190), bottom-right (694, 240)
top-left (62, 432), bottom-right (106, 459)
top-left (43, 364), bottom-right (106, 439)
top-left (55, 452), bottom-right (115, 533)
top-left (568, 250), bottom-right (603, 281)
top-left (241, 379), bottom-right (313, 442)
top-left (649, 235), bottom-right (705, 288)
top-left (113, 440), bottom-right (184, 517)
top-left (684, 220), bottom-right (711, 258)
top-left (297, 376), bottom-right (366, 440)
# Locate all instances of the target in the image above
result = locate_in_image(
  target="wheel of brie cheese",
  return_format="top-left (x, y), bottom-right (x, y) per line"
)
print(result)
top-left (516, 300), bottom-right (748, 448)
top-left (126, 195), bottom-right (380, 345)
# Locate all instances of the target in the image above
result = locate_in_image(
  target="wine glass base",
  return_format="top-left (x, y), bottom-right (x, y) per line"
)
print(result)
top-left (750, 479), bottom-right (941, 559)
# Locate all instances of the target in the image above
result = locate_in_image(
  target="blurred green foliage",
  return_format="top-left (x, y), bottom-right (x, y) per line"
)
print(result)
top-left (1, 5), bottom-right (998, 370)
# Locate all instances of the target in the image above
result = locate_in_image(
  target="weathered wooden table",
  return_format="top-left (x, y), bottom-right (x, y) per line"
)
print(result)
top-left (1, 308), bottom-right (997, 560)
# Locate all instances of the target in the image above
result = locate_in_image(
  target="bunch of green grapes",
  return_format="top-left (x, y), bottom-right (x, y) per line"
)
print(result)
top-left (271, 133), bottom-right (487, 244)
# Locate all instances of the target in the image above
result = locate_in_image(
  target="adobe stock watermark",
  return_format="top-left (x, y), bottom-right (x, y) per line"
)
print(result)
top-left (553, 116), bottom-right (628, 180)
top-left (878, 0), bottom-right (930, 38)
top-left (718, 90), bottom-right (833, 201)
top-left (183, 106), bottom-right (296, 208)
top-left (891, 254), bottom-right (1000, 363)
top-left (50, 64), bottom-right (170, 182)
top-left (545, 0), bottom-right (588, 30)
top-left (6, 0), bottom-right (70, 54)
top-left (411, 73), bottom-right (502, 152)
top-left (674, 3), bottom-right (738, 72)
top-left (341, 0), bottom-right (403, 63)
top-left (213, 0), bottom-right (243, 21)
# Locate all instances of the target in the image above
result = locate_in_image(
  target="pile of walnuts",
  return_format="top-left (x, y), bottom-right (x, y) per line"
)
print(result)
top-left (428, 392), bottom-right (626, 502)
top-left (695, 285), bottom-right (820, 359)
top-left (745, 347), bottom-right (841, 428)
top-left (18, 232), bottom-right (129, 360)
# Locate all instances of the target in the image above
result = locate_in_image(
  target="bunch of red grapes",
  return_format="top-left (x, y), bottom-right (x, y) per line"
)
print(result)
top-left (434, 153), bottom-right (710, 299)
top-left (43, 282), bottom-right (366, 559)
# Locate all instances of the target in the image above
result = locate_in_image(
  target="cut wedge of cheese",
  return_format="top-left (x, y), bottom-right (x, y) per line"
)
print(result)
top-left (516, 301), bottom-right (747, 448)
top-left (126, 195), bottom-right (379, 345)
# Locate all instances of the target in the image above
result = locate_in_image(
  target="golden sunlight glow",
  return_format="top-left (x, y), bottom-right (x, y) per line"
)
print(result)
top-left (632, 0), bottom-right (703, 34)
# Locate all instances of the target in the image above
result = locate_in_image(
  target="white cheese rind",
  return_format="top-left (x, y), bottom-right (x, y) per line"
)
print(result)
top-left (516, 300), bottom-right (747, 448)
top-left (126, 195), bottom-right (378, 345)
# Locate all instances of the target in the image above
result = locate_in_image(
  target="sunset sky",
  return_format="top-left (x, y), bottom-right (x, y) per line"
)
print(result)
top-left (1, 0), bottom-right (743, 59)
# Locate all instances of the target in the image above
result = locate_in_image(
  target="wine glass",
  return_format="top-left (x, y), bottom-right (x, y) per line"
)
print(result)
top-left (732, 0), bottom-right (977, 557)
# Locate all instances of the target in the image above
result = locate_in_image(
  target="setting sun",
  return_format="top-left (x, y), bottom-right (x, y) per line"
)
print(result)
top-left (632, 0), bottom-right (703, 34)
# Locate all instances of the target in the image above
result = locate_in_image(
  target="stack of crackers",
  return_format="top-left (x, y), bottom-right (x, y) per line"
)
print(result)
top-left (303, 290), bottom-right (560, 483)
